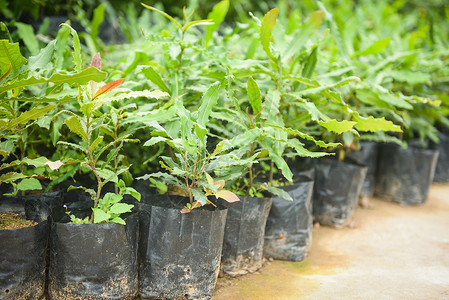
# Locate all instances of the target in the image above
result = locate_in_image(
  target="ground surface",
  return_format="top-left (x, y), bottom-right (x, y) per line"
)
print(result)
top-left (213, 184), bottom-right (449, 300)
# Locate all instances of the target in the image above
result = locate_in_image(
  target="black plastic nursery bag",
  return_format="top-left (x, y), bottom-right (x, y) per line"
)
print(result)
top-left (138, 195), bottom-right (227, 300)
top-left (431, 133), bottom-right (449, 183)
top-left (0, 194), bottom-right (51, 299)
top-left (220, 196), bottom-right (272, 276)
top-left (375, 143), bottom-right (439, 206)
top-left (48, 213), bottom-right (139, 299)
top-left (264, 177), bottom-right (314, 261)
top-left (312, 158), bottom-right (367, 227)
top-left (346, 141), bottom-right (379, 198)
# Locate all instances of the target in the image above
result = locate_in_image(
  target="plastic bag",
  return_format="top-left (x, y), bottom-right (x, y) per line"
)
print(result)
top-left (264, 176), bottom-right (314, 261)
top-left (138, 195), bottom-right (227, 299)
top-left (375, 143), bottom-right (438, 205)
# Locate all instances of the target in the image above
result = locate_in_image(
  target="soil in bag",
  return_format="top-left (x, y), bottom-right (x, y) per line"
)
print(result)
top-left (375, 143), bottom-right (439, 206)
top-left (219, 195), bottom-right (272, 277)
top-left (264, 175), bottom-right (314, 261)
top-left (312, 158), bottom-right (367, 227)
top-left (430, 132), bottom-right (449, 183)
top-left (138, 194), bottom-right (227, 300)
top-left (48, 213), bottom-right (139, 299)
top-left (0, 195), bottom-right (51, 300)
top-left (345, 141), bottom-right (379, 198)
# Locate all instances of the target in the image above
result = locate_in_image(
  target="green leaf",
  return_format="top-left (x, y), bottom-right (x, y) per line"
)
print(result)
top-left (137, 172), bottom-right (185, 190)
top-left (352, 113), bottom-right (402, 133)
top-left (387, 70), bottom-right (431, 85)
top-left (247, 77), bottom-right (262, 114)
top-left (0, 40), bottom-right (27, 74)
top-left (143, 136), bottom-right (167, 147)
top-left (90, 136), bottom-right (103, 151)
top-left (191, 188), bottom-right (208, 206)
top-left (265, 185), bottom-right (293, 201)
top-left (110, 203), bottom-right (133, 214)
top-left (197, 81), bottom-right (220, 127)
top-left (141, 4), bottom-right (182, 30)
top-left (260, 8), bottom-right (279, 61)
top-left (92, 208), bottom-right (111, 223)
top-left (142, 67), bottom-right (171, 94)
top-left (17, 177), bottom-right (42, 191)
top-left (182, 20), bottom-right (214, 32)
top-left (268, 148), bottom-right (293, 182)
top-left (26, 39), bottom-right (56, 71)
top-left (105, 90), bottom-right (169, 102)
top-left (282, 10), bottom-right (324, 61)
top-left (22, 156), bottom-right (48, 167)
top-left (110, 217), bottom-right (126, 225)
top-left (97, 168), bottom-right (118, 183)
top-left (61, 23), bottom-right (82, 72)
top-left (1, 105), bottom-right (56, 132)
top-left (318, 119), bottom-right (356, 134)
top-left (302, 46), bottom-right (317, 78)
top-left (90, 4), bottom-right (105, 48)
top-left (64, 116), bottom-right (88, 142)
top-left (0, 67), bottom-right (107, 95)
top-left (205, 0), bottom-right (229, 47)
top-left (15, 23), bottom-right (39, 55)
top-left (355, 37), bottom-right (390, 57)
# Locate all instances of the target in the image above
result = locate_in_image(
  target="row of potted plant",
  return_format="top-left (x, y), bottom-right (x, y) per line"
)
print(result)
top-left (1, 0), bottom-right (448, 298)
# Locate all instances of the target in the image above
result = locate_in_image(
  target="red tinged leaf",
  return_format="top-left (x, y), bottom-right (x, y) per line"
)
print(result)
top-left (90, 53), bottom-right (101, 95)
top-left (0, 63), bottom-right (12, 81)
top-left (180, 201), bottom-right (201, 214)
top-left (90, 52), bottom-right (101, 70)
top-left (216, 190), bottom-right (240, 203)
top-left (92, 78), bottom-right (124, 100)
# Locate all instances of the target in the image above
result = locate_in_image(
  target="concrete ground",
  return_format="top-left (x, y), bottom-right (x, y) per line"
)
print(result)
top-left (212, 184), bottom-right (449, 300)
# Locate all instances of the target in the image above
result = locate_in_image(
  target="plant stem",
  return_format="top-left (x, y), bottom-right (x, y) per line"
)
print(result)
top-left (269, 159), bottom-right (274, 184)
top-left (176, 31), bottom-right (185, 72)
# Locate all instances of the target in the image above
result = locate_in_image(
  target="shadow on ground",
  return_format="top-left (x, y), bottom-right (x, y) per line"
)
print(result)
top-left (213, 184), bottom-right (449, 300)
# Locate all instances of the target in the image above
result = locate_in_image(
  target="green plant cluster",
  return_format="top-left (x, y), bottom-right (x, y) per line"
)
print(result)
top-left (1, 0), bottom-right (448, 220)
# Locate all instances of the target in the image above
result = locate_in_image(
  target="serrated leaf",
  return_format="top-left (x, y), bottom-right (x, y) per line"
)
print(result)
top-left (65, 116), bottom-right (88, 142)
top-left (318, 119), bottom-right (356, 134)
top-left (143, 136), bottom-right (167, 147)
top-left (93, 78), bottom-right (124, 100)
top-left (17, 177), bottom-right (42, 191)
top-left (90, 136), bottom-right (103, 151)
top-left (61, 23), bottom-right (82, 72)
top-left (247, 77), bottom-right (262, 114)
top-left (191, 188), bottom-right (208, 206)
top-left (0, 40), bottom-right (27, 74)
top-left (92, 208), bottom-right (111, 223)
top-left (353, 113), bottom-right (402, 133)
top-left (1, 105), bottom-right (56, 132)
top-left (261, 8), bottom-right (279, 61)
top-left (97, 168), bottom-right (118, 183)
top-left (105, 90), bottom-right (169, 102)
top-left (0, 67), bottom-right (107, 95)
top-left (216, 189), bottom-right (240, 203)
top-left (27, 39), bottom-right (56, 71)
